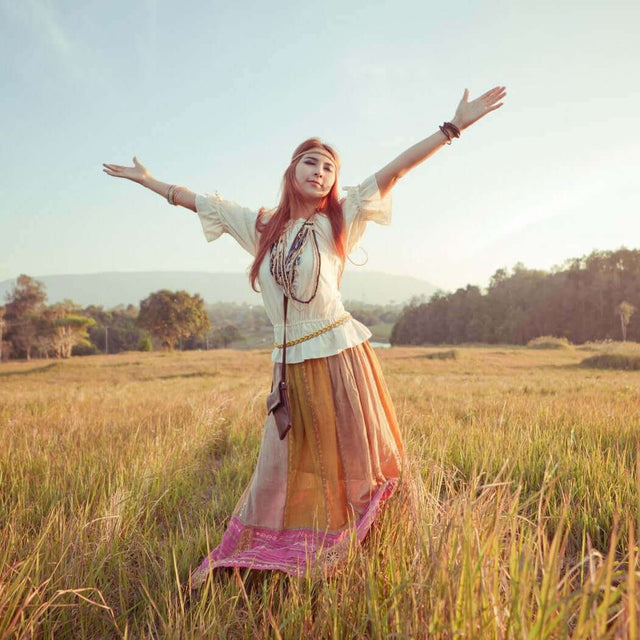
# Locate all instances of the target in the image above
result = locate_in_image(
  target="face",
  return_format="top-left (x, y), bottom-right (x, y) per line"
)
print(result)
top-left (294, 151), bottom-right (337, 200)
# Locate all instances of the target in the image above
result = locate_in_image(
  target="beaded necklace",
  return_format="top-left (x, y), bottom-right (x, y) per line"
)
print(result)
top-left (269, 216), bottom-right (321, 304)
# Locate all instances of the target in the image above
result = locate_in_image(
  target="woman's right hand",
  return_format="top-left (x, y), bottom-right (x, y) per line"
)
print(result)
top-left (102, 156), bottom-right (152, 184)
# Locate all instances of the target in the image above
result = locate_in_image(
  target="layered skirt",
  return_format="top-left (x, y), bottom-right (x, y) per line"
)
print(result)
top-left (192, 341), bottom-right (404, 582)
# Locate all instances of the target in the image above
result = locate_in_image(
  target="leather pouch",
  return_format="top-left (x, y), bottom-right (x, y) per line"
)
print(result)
top-left (267, 378), bottom-right (292, 440)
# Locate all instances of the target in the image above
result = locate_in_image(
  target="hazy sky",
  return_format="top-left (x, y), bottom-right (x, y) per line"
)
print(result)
top-left (2, 0), bottom-right (638, 293)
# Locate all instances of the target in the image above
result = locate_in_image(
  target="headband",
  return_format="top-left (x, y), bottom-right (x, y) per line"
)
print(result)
top-left (291, 146), bottom-right (339, 169)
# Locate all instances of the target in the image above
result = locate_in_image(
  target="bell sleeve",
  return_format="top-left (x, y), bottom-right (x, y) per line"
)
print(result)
top-left (342, 174), bottom-right (392, 254)
top-left (194, 192), bottom-right (259, 257)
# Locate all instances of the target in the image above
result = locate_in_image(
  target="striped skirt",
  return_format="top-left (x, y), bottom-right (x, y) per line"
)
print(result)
top-left (192, 341), bottom-right (404, 582)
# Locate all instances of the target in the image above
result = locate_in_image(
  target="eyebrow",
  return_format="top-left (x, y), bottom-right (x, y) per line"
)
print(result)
top-left (304, 155), bottom-right (335, 167)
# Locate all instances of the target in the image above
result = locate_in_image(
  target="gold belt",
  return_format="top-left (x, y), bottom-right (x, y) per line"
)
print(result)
top-left (275, 314), bottom-right (351, 349)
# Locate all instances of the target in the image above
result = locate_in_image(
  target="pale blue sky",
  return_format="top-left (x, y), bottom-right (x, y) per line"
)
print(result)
top-left (1, 0), bottom-right (638, 293)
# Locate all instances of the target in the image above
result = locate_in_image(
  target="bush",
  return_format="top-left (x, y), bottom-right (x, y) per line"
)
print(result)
top-left (527, 336), bottom-right (572, 349)
top-left (71, 342), bottom-right (100, 356)
top-left (424, 349), bottom-right (458, 360)
top-left (138, 336), bottom-right (153, 352)
top-left (580, 353), bottom-right (640, 370)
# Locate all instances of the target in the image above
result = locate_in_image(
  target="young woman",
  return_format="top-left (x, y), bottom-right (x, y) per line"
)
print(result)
top-left (103, 86), bottom-right (506, 584)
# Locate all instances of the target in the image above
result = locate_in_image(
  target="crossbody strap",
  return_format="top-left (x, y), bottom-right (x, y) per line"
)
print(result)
top-left (282, 294), bottom-right (288, 382)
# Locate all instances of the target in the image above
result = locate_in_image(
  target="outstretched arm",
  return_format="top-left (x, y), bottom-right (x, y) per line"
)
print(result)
top-left (102, 157), bottom-right (197, 212)
top-left (374, 86), bottom-right (506, 198)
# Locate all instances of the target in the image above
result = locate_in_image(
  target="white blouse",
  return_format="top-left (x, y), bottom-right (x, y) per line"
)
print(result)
top-left (195, 174), bottom-right (392, 364)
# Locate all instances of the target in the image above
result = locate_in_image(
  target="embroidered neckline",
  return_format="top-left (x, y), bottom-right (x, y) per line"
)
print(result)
top-left (269, 218), bottom-right (321, 304)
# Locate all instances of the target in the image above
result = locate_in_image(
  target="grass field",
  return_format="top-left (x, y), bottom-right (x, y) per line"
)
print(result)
top-left (1, 345), bottom-right (639, 638)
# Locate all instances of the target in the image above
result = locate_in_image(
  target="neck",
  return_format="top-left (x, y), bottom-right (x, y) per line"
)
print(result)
top-left (290, 199), bottom-right (320, 221)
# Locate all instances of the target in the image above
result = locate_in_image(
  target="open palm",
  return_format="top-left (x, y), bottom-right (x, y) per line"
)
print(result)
top-left (453, 86), bottom-right (506, 130)
top-left (102, 156), bottom-right (151, 183)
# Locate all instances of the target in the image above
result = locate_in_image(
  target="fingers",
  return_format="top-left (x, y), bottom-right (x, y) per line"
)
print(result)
top-left (486, 90), bottom-right (507, 106)
top-left (102, 162), bottom-right (128, 177)
top-left (479, 85), bottom-right (506, 100)
top-left (102, 159), bottom-right (141, 171)
top-left (102, 163), bottom-right (123, 174)
top-left (476, 88), bottom-right (506, 109)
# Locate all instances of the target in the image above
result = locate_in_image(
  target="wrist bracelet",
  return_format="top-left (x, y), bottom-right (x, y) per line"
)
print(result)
top-left (440, 122), bottom-right (461, 145)
top-left (166, 185), bottom-right (179, 205)
top-left (439, 125), bottom-right (453, 145)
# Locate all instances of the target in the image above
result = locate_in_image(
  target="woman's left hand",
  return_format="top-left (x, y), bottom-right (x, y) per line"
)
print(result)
top-left (451, 86), bottom-right (506, 131)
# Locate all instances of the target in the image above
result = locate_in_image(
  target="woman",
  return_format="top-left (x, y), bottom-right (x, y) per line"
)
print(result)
top-left (103, 86), bottom-right (506, 583)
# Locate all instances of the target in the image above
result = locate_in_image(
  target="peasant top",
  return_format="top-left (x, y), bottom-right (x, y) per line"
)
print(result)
top-left (194, 174), bottom-right (391, 364)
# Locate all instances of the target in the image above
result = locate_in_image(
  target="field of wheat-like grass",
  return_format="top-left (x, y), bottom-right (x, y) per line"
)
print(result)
top-left (1, 345), bottom-right (639, 639)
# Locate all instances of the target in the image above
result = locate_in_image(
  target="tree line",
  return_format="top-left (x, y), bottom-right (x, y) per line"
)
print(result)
top-left (391, 248), bottom-right (640, 345)
top-left (1, 275), bottom-right (401, 360)
top-left (17, 243), bottom-right (636, 358)
top-left (0, 276), bottom-right (213, 360)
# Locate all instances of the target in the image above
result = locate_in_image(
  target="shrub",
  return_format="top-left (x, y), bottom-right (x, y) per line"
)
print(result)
top-left (138, 336), bottom-right (153, 352)
top-left (527, 336), bottom-right (571, 349)
top-left (580, 353), bottom-right (640, 370)
top-left (71, 342), bottom-right (100, 356)
top-left (424, 349), bottom-right (458, 360)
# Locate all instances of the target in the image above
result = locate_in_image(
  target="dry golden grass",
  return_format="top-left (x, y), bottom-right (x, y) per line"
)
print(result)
top-left (1, 346), bottom-right (639, 638)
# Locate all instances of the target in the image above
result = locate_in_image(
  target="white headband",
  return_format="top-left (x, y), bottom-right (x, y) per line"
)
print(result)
top-left (291, 146), bottom-right (338, 169)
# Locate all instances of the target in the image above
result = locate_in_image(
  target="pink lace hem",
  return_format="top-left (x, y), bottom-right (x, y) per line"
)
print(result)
top-left (192, 478), bottom-right (398, 581)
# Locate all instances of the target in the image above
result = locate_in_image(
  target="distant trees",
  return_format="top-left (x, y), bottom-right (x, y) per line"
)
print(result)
top-left (2, 276), bottom-right (96, 359)
top-left (391, 248), bottom-right (640, 345)
top-left (3, 275), bottom-right (47, 359)
top-left (85, 304), bottom-right (149, 354)
top-left (616, 301), bottom-right (635, 342)
top-left (40, 301), bottom-right (96, 358)
top-left (138, 290), bottom-right (210, 350)
top-left (8, 246), bottom-right (640, 357)
top-left (0, 278), bottom-right (264, 359)
top-left (208, 323), bottom-right (241, 348)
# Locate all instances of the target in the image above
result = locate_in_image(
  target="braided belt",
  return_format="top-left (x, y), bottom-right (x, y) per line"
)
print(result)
top-left (275, 314), bottom-right (351, 349)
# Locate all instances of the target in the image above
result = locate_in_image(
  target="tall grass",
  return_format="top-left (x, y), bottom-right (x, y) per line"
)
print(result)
top-left (1, 347), bottom-right (639, 638)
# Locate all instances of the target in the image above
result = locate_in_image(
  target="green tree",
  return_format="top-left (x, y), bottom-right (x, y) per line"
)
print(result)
top-left (138, 290), bottom-right (210, 350)
top-left (391, 248), bottom-right (640, 346)
top-left (51, 302), bottom-right (96, 358)
top-left (3, 274), bottom-right (47, 359)
top-left (616, 301), bottom-right (635, 342)
top-left (84, 304), bottom-right (149, 354)
top-left (35, 301), bottom-right (95, 358)
top-left (212, 323), bottom-right (241, 348)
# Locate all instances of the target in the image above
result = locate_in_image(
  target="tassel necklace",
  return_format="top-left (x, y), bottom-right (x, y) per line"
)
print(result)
top-left (269, 216), bottom-right (321, 303)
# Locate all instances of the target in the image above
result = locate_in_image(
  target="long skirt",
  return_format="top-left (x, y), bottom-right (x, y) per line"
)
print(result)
top-left (191, 341), bottom-right (404, 582)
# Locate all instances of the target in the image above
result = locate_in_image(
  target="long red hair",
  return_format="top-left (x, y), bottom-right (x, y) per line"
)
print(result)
top-left (249, 138), bottom-right (346, 292)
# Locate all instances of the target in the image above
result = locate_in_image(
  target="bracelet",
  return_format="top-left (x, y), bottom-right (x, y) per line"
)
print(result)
top-left (439, 121), bottom-right (461, 145)
top-left (445, 121), bottom-right (461, 137)
top-left (166, 185), bottom-right (181, 205)
top-left (439, 125), bottom-right (453, 145)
